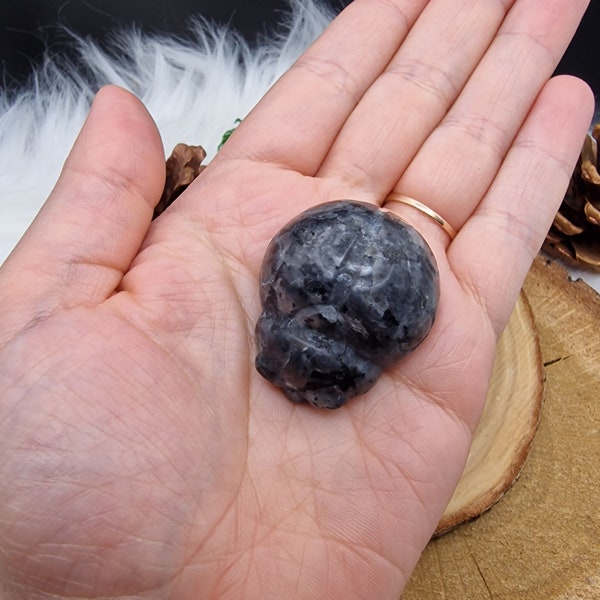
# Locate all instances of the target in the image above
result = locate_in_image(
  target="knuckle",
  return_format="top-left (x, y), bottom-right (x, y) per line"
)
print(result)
top-left (293, 55), bottom-right (361, 102)
top-left (385, 58), bottom-right (458, 105)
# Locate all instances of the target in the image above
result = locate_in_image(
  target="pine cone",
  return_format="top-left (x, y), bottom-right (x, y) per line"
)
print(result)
top-left (153, 143), bottom-right (207, 219)
top-left (543, 124), bottom-right (600, 271)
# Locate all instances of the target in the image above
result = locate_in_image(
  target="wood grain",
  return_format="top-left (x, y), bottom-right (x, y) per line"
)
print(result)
top-left (403, 256), bottom-right (600, 599)
top-left (436, 293), bottom-right (543, 536)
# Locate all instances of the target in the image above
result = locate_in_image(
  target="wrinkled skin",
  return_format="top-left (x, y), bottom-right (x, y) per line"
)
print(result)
top-left (0, 0), bottom-right (593, 598)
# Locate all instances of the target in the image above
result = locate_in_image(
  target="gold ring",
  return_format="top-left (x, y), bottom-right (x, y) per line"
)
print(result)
top-left (385, 193), bottom-right (457, 241)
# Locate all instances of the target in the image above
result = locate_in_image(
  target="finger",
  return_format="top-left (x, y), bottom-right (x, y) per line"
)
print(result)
top-left (452, 75), bottom-right (594, 334)
top-left (0, 86), bottom-right (165, 317)
top-left (385, 0), bottom-right (590, 238)
top-left (317, 0), bottom-right (516, 197)
top-left (215, 0), bottom-right (429, 174)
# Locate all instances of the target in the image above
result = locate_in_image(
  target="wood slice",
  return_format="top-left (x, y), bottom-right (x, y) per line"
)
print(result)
top-left (435, 292), bottom-right (543, 536)
top-left (403, 255), bottom-right (600, 599)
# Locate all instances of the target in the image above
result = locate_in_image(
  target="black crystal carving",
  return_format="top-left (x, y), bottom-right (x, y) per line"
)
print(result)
top-left (255, 200), bottom-right (440, 409)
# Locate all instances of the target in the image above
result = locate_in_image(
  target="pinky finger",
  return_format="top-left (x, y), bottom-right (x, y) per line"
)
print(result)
top-left (450, 75), bottom-right (594, 334)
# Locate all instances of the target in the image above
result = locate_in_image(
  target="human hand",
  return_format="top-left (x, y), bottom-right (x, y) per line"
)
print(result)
top-left (0, 0), bottom-right (593, 598)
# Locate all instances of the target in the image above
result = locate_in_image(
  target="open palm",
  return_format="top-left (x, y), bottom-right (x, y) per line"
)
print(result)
top-left (0, 0), bottom-right (593, 598)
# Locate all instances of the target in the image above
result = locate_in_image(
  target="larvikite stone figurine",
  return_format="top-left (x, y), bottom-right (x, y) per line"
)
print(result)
top-left (255, 200), bottom-right (440, 409)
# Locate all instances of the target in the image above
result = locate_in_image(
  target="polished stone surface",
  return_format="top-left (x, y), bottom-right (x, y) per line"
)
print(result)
top-left (255, 200), bottom-right (440, 409)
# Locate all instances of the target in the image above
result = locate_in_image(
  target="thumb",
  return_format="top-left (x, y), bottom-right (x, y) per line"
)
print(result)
top-left (0, 86), bottom-right (165, 318)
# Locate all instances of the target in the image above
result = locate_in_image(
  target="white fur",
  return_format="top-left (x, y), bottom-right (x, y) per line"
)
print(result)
top-left (0, 0), bottom-right (334, 262)
top-left (1, 0), bottom-right (599, 292)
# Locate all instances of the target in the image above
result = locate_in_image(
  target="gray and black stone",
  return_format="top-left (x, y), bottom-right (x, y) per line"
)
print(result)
top-left (255, 200), bottom-right (440, 409)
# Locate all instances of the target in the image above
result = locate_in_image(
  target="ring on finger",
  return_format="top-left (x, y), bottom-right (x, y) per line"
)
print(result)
top-left (385, 193), bottom-right (457, 241)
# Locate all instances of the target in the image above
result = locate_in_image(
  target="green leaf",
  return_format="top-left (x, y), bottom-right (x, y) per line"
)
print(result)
top-left (218, 118), bottom-right (242, 150)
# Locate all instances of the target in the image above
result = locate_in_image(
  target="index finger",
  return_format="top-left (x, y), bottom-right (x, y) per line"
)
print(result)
top-left (215, 0), bottom-right (429, 174)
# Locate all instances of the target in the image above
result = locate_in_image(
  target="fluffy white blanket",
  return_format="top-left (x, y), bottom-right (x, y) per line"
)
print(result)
top-left (0, 0), bottom-right (333, 263)
top-left (1, 0), bottom-right (598, 291)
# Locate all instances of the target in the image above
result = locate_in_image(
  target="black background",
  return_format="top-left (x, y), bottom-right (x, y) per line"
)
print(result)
top-left (1, 0), bottom-right (598, 95)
